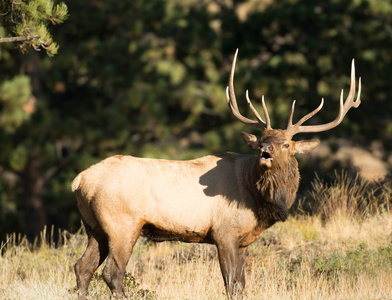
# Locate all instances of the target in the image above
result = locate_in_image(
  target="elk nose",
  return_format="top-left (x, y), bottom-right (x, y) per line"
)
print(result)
top-left (261, 143), bottom-right (273, 152)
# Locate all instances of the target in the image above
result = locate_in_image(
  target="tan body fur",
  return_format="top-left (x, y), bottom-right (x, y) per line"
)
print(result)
top-left (73, 152), bottom-right (291, 249)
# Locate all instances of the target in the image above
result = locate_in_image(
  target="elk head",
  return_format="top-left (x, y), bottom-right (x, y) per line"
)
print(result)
top-left (226, 49), bottom-right (361, 170)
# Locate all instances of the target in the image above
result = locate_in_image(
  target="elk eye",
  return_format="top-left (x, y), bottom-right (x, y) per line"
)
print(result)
top-left (283, 143), bottom-right (290, 149)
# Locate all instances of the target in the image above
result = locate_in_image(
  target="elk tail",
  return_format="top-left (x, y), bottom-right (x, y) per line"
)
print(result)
top-left (71, 174), bottom-right (82, 192)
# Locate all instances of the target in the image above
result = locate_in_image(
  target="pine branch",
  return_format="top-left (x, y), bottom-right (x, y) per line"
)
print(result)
top-left (0, 35), bottom-right (41, 43)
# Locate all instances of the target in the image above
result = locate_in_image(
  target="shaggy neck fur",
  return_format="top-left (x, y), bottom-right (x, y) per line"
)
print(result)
top-left (246, 155), bottom-right (300, 228)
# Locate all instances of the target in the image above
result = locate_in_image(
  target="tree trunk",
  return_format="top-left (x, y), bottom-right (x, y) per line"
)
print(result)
top-left (23, 150), bottom-right (47, 242)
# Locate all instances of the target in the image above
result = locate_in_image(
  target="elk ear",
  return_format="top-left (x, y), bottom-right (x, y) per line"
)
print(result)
top-left (241, 132), bottom-right (259, 149)
top-left (294, 139), bottom-right (320, 154)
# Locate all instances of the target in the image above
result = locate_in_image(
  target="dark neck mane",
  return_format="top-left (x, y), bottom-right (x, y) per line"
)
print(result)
top-left (247, 156), bottom-right (300, 228)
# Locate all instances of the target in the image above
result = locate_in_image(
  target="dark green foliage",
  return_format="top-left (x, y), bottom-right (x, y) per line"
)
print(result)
top-left (0, 76), bottom-right (32, 133)
top-left (0, 0), bottom-right (68, 56)
top-left (0, 0), bottom-right (392, 240)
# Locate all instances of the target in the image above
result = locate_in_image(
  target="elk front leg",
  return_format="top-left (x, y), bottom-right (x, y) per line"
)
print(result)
top-left (237, 246), bottom-right (247, 290)
top-left (216, 239), bottom-right (247, 299)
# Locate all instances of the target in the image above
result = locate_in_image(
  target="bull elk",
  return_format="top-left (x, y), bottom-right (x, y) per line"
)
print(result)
top-left (72, 49), bottom-right (361, 299)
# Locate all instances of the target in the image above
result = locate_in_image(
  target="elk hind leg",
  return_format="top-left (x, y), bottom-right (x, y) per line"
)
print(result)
top-left (102, 220), bottom-right (143, 298)
top-left (74, 225), bottom-right (108, 300)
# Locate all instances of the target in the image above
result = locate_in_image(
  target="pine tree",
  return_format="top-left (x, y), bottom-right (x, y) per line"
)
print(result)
top-left (0, 0), bottom-right (68, 56)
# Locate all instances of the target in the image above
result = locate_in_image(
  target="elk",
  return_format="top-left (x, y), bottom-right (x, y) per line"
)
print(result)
top-left (72, 49), bottom-right (361, 299)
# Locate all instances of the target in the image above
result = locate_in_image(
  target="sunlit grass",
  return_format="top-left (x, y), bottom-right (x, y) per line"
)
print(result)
top-left (1, 212), bottom-right (391, 300)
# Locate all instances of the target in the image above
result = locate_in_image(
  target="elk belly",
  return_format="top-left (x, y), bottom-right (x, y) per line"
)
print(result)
top-left (139, 183), bottom-right (216, 243)
top-left (141, 222), bottom-right (213, 243)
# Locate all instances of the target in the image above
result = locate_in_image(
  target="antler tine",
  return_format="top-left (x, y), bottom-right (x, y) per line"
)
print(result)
top-left (287, 100), bottom-right (297, 129)
top-left (226, 87), bottom-right (263, 128)
top-left (246, 91), bottom-right (272, 129)
top-left (346, 59), bottom-right (361, 109)
top-left (226, 49), bottom-right (240, 112)
top-left (261, 95), bottom-right (272, 129)
top-left (226, 49), bottom-right (267, 129)
top-left (287, 59), bottom-right (361, 136)
top-left (287, 99), bottom-right (324, 130)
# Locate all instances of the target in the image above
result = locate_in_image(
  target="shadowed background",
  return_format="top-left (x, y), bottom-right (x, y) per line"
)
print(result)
top-left (0, 0), bottom-right (391, 241)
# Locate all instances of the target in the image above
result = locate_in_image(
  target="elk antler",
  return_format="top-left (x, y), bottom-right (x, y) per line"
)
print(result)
top-left (286, 60), bottom-right (361, 136)
top-left (226, 49), bottom-right (271, 129)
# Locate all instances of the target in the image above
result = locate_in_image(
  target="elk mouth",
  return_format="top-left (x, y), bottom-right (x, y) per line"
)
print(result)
top-left (260, 150), bottom-right (273, 168)
top-left (261, 151), bottom-right (273, 161)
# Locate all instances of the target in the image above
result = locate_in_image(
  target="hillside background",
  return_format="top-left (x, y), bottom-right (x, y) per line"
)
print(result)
top-left (1, 0), bottom-right (391, 241)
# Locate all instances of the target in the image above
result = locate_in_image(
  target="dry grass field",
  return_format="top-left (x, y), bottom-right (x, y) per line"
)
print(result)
top-left (1, 175), bottom-right (392, 299)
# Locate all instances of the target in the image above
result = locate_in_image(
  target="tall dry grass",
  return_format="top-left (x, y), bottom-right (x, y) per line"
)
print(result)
top-left (308, 171), bottom-right (391, 220)
top-left (1, 174), bottom-right (391, 299)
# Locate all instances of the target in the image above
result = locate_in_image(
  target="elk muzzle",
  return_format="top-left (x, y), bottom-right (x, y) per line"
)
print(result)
top-left (259, 142), bottom-right (273, 167)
